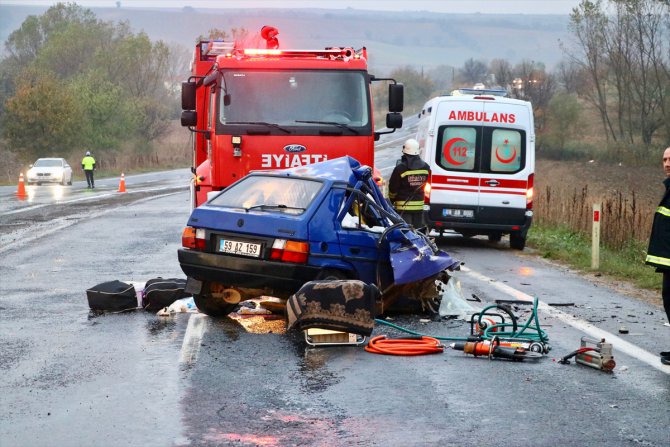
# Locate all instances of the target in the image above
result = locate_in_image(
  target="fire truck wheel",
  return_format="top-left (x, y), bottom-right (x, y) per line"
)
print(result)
top-left (488, 232), bottom-right (502, 243)
top-left (193, 282), bottom-right (237, 317)
top-left (510, 232), bottom-right (526, 250)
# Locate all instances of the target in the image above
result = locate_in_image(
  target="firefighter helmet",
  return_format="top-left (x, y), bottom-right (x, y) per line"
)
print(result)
top-left (402, 138), bottom-right (420, 156)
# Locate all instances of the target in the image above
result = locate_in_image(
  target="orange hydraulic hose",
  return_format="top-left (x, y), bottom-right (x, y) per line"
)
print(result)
top-left (365, 335), bottom-right (444, 356)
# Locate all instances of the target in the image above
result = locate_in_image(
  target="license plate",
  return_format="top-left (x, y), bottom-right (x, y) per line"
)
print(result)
top-left (443, 208), bottom-right (474, 218)
top-left (219, 239), bottom-right (261, 257)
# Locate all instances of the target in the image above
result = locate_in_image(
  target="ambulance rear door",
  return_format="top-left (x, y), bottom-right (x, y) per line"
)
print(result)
top-left (430, 98), bottom-right (484, 221)
top-left (476, 99), bottom-right (533, 226)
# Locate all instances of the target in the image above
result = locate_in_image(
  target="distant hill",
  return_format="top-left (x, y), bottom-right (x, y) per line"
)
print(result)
top-left (0, 4), bottom-right (571, 73)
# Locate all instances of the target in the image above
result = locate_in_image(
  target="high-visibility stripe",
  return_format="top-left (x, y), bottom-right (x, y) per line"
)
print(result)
top-left (656, 206), bottom-right (670, 217)
top-left (646, 254), bottom-right (670, 267)
top-left (394, 200), bottom-right (424, 211)
top-left (400, 170), bottom-right (429, 178)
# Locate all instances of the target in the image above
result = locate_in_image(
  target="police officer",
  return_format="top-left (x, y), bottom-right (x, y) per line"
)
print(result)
top-left (388, 138), bottom-right (430, 229)
top-left (81, 151), bottom-right (96, 188)
top-left (646, 146), bottom-right (670, 365)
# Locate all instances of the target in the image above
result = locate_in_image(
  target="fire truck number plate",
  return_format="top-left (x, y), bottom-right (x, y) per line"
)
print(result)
top-left (219, 239), bottom-right (261, 257)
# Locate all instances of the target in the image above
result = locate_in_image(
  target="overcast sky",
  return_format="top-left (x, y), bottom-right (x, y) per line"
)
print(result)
top-left (5, 0), bottom-right (580, 14)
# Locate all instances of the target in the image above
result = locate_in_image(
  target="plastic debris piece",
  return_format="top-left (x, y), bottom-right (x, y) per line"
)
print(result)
top-left (438, 276), bottom-right (480, 321)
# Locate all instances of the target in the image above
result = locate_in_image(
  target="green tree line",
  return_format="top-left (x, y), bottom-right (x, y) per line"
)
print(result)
top-left (0, 3), bottom-right (182, 177)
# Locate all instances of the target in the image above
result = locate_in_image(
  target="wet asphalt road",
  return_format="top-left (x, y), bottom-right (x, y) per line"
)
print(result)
top-left (1, 148), bottom-right (669, 446)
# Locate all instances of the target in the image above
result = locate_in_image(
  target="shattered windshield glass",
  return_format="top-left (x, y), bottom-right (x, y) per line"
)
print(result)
top-left (208, 175), bottom-right (323, 215)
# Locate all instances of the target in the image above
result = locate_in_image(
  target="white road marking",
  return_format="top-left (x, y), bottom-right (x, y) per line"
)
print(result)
top-left (180, 313), bottom-right (208, 366)
top-left (460, 266), bottom-right (670, 374)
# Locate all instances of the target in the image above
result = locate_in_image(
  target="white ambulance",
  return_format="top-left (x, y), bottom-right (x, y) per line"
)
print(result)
top-left (416, 88), bottom-right (534, 249)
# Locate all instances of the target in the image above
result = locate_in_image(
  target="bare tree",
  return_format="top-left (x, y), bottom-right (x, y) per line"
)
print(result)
top-left (564, 0), bottom-right (670, 152)
top-left (489, 58), bottom-right (514, 89)
top-left (459, 58), bottom-right (488, 85)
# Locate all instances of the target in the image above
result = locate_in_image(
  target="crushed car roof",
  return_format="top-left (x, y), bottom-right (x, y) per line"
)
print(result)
top-left (265, 156), bottom-right (369, 185)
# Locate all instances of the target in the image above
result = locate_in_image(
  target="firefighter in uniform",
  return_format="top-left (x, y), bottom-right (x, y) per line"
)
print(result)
top-left (388, 138), bottom-right (430, 229)
top-left (81, 151), bottom-right (96, 189)
top-left (646, 146), bottom-right (670, 365)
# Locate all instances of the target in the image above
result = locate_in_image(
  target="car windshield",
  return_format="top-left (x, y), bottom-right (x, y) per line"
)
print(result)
top-left (34, 159), bottom-right (63, 167)
top-left (220, 70), bottom-right (370, 127)
top-left (208, 176), bottom-right (322, 215)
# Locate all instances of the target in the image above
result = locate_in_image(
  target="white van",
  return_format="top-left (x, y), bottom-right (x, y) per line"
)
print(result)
top-left (416, 89), bottom-right (535, 249)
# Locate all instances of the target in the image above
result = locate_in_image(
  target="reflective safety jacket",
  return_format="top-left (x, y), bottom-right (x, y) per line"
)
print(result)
top-left (388, 154), bottom-right (430, 213)
top-left (646, 177), bottom-right (670, 271)
top-left (82, 155), bottom-right (96, 171)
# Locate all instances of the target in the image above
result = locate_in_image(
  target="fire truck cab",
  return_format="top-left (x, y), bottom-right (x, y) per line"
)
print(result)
top-left (417, 88), bottom-right (535, 250)
top-left (181, 28), bottom-right (403, 208)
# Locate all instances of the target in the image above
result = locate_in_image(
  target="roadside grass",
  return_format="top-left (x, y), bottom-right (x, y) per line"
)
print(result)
top-left (527, 223), bottom-right (661, 292)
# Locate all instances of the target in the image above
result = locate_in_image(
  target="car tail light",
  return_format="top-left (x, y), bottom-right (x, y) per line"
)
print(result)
top-left (526, 173), bottom-right (534, 210)
top-left (270, 239), bottom-right (309, 264)
top-left (182, 227), bottom-right (206, 250)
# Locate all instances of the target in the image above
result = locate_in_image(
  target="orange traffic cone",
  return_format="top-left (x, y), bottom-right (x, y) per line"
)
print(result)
top-left (117, 172), bottom-right (126, 193)
top-left (16, 172), bottom-right (27, 200)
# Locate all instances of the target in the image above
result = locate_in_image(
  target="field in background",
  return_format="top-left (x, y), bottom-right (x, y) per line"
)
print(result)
top-left (534, 159), bottom-right (660, 249)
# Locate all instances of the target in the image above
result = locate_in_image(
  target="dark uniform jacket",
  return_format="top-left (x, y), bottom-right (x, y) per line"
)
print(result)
top-left (388, 154), bottom-right (430, 213)
top-left (646, 177), bottom-right (670, 271)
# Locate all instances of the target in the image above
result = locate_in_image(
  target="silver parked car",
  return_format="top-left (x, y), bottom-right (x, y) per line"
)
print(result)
top-left (26, 158), bottom-right (73, 185)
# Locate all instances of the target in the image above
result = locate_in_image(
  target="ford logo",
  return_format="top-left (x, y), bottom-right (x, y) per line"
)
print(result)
top-left (283, 144), bottom-right (306, 153)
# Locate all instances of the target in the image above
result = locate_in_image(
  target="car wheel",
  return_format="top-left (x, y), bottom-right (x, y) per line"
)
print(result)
top-left (192, 282), bottom-right (238, 317)
top-left (488, 232), bottom-right (502, 243)
top-left (315, 269), bottom-right (350, 281)
top-left (510, 232), bottom-right (526, 250)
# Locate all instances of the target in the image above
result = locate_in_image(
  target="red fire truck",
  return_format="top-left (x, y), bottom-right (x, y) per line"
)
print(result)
top-left (181, 26), bottom-right (404, 207)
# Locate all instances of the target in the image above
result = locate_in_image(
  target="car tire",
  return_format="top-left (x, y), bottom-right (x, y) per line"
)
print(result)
top-left (510, 233), bottom-right (526, 250)
top-left (315, 269), bottom-right (350, 281)
top-left (488, 232), bottom-right (502, 243)
top-left (192, 282), bottom-right (237, 317)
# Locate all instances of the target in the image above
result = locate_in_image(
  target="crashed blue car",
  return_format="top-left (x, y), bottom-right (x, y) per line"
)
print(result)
top-left (178, 156), bottom-right (459, 316)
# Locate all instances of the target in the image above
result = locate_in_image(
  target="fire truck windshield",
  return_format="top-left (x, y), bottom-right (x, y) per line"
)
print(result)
top-left (220, 70), bottom-right (370, 130)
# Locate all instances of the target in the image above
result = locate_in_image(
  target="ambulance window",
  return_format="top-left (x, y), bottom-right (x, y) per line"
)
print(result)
top-left (438, 127), bottom-right (477, 171)
top-left (489, 129), bottom-right (522, 172)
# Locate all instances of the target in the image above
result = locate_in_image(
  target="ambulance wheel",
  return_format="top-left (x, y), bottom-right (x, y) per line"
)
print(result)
top-left (193, 282), bottom-right (237, 317)
top-left (488, 232), bottom-right (502, 243)
top-left (316, 269), bottom-right (350, 281)
top-left (510, 233), bottom-right (526, 250)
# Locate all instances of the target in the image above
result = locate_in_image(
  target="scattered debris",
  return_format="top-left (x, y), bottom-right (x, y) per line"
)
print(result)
top-left (619, 326), bottom-right (629, 334)
top-left (548, 302), bottom-right (575, 307)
